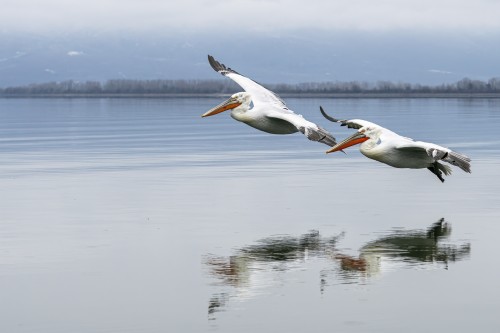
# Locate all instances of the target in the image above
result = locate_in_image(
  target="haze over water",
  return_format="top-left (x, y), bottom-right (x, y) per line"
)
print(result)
top-left (0, 97), bottom-right (499, 332)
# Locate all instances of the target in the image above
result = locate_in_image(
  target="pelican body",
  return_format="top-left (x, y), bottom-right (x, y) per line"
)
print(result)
top-left (202, 55), bottom-right (336, 146)
top-left (320, 107), bottom-right (471, 182)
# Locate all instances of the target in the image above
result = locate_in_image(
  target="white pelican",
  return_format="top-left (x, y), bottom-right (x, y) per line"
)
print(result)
top-left (202, 55), bottom-right (337, 146)
top-left (320, 106), bottom-right (471, 182)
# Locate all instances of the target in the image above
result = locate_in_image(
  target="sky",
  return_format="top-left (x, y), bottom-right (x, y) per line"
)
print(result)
top-left (1, 1), bottom-right (500, 86)
top-left (2, 0), bottom-right (500, 34)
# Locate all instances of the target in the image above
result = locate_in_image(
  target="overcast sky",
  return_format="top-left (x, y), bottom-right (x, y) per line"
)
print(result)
top-left (2, 0), bottom-right (500, 35)
top-left (1, 0), bottom-right (499, 86)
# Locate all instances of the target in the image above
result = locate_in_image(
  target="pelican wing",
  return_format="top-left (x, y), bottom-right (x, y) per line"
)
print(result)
top-left (208, 55), bottom-right (287, 110)
top-left (265, 109), bottom-right (337, 146)
top-left (394, 144), bottom-right (434, 159)
top-left (396, 142), bottom-right (471, 173)
top-left (436, 149), bottom-right (471, 173)
top-left (320, 106), bottom-right (377, 129)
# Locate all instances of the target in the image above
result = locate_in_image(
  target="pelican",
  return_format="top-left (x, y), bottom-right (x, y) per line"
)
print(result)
top-left (202, 55), bottom-right (336, 146)
top-left (320, 106), bottom-right (471, 182)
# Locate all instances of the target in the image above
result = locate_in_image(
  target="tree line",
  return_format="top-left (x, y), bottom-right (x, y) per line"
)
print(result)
top-left (1, 77), bottom-right (500, 95)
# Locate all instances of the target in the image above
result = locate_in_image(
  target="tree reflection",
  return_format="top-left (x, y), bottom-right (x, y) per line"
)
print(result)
top-left (205, 218), bottom-right (471, 318)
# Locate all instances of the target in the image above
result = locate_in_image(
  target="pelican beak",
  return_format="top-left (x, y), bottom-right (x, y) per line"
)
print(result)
top-left (202, 97), bottom-right (241, 117)
top-left (326, 132), bottom-right (369, 153)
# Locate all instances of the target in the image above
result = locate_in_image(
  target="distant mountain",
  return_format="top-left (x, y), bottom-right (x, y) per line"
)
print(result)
top-left (0, 31), bottom-right (499, 87)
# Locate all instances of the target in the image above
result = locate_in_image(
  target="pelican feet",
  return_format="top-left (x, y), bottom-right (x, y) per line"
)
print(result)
top-left (428, 163), bottom-right (445, 183)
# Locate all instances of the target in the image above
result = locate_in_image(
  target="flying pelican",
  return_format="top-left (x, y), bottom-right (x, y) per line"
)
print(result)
top-left (320, 106), bottom-right (471, 182)
top-left (202, 55), bottom-right (336, 146)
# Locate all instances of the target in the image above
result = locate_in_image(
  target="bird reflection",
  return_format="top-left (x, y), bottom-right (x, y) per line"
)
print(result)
top-left (322, 218), bottom-right (471, 288)
top-left (205, 218), bottom-right (470, 318)
top-left (338, 218), bottom-right (469, 270)
top-left (205, 231), bottom-right (341, 281)
top-left (204, 231), bottom-right (342, 318)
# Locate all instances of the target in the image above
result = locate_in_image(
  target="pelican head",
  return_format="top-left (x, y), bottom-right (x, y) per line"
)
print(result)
top-left (326, 126), bottom-right (381, 153)
top-left (202, 92), bottom-right (252, 117)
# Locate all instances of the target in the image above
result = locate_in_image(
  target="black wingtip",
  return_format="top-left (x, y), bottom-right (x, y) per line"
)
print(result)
top-left (319, 106), bottom-right (328, 119)
top-left (320, 106), bottom-right (341, 123)
top-left (207, 54), bottom-right (240, 77)
top-left (207, 54), bottom-right (223, 73)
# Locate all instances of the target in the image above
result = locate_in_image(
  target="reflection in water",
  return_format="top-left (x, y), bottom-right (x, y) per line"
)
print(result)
top-left (361, 218), bottom-right (468, 267)
top-left (326, 218), bottom-right (471, 287)
top-left (205, 219), bottom-right (470, 318)
top-left (205, 231), bottom-right (342, 317)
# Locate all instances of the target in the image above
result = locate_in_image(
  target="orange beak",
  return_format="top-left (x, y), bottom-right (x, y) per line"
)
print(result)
top-left (201, 97), bottom-right (241, 117)
top-left (326, 132), bottom-right (369, 153)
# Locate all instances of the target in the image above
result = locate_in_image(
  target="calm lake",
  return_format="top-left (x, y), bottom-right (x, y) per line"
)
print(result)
top-left (0, 97), bottom-right (499, 332)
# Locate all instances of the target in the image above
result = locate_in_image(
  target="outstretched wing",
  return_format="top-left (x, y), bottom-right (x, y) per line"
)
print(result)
top-left (266, 109), bottom-right (337, 146)
top-left (397, 141), bottom-right (471, 173)
top-left (427, 147), bottom-right (471, 173)
top-left (208, 55), bottom-right (287, 110)
top-left (320, 106), bottom-right (377, 129)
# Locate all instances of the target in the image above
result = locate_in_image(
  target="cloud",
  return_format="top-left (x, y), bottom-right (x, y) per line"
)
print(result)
top-left (67, 51), bottom-right (84, 56)
top-left (428, 69), bottom-right (453, 75)
top-left (2, 0), bottom-right (500, 34)
top-left (0, 51), bottom-right (27, 62)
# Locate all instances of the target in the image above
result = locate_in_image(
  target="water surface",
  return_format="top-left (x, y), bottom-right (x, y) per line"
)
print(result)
top-left (0, 97), bottom-right (499, 332)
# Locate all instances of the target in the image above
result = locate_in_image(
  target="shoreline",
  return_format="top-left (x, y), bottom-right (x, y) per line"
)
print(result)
top-left (1, 92), bottom-right (500, 98)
